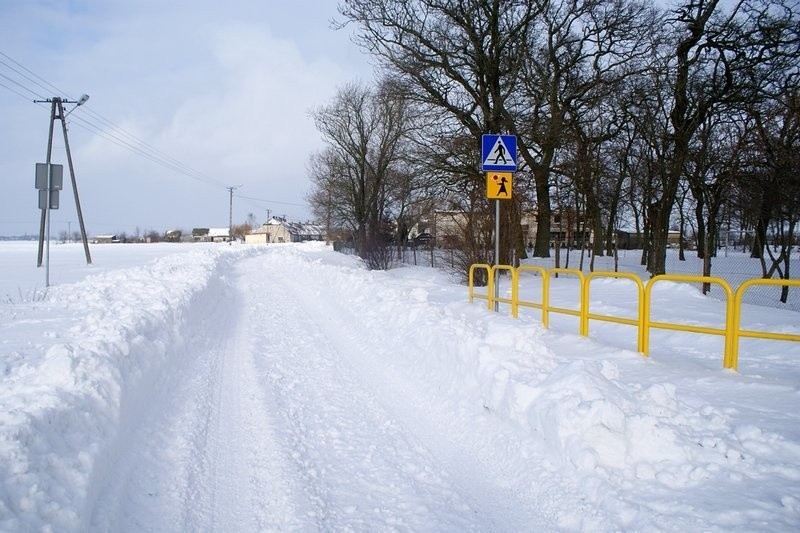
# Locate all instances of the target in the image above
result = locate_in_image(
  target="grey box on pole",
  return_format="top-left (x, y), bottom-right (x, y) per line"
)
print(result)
top-left (35, 163), bottom-right (63, 190)
top-left (35, 163), bottom-right (47, 190)
top-left (38, 189), bottom-right (59, 210)
top-left (50, 164), bottom-right (63, 190)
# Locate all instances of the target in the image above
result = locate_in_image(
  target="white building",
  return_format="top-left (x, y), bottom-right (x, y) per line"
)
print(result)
top-left (246, 218), bottom-right (325, 244)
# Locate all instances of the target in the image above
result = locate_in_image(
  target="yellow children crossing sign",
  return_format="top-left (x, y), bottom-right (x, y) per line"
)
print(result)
top-left (486, 172), bottom-right (512, 199)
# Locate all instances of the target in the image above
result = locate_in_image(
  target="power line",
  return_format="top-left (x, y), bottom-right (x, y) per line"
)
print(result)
top-left (70, 99), bottom-right (227, 187)
top-left (0, 79), bottom-right (45, 102)
top-left (0, 51), bottom-right (229, 190)
top-left (0, 51), bottom-right (68, 97)
top-left (235, 193), bottom-right (307, 208)
top-left (0, 70), bottom-right (47, 100)
top-left (0, 51), bottom-right (313, 221)
top-left (65, 114), bottom-right (227, 188)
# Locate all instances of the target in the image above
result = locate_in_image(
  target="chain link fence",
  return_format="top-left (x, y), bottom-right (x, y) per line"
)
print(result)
top-left (526, 245), bottom-right (800, 312)
top-left (332, 240), bottom-right (798, 312)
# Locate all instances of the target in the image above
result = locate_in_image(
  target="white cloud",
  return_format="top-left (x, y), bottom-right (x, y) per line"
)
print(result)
top-left (0, 1), bottom-right (373, 235)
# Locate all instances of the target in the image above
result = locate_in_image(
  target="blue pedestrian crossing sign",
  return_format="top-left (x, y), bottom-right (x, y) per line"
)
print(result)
top-left (481, 134), bottom-right (517, 171)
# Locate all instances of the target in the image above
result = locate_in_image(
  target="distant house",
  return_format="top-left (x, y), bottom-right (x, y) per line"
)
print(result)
top-left (246, 217), bottom-right (325, 244)
top-left (192, 228), bottom-right (210, 241)
top-left (164, 230), bottom-right (182, 242)
top-left (192, 227), bottom-right (231, 243)
top-left (92, 235), bottom-right (120, 244)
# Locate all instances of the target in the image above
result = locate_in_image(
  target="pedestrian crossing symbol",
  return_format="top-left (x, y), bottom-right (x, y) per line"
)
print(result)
top-left (481, 134), bottom-right (517, 171)
top-left (486, 172), bottom-right (512, 200)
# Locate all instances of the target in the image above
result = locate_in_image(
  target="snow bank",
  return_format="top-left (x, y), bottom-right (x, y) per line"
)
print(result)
top-left (0, 244), bottom-right (264, 531)
top-left (1, 242), bottom-right (799, 530)
top-left (266, 244), bottom-right (800, 530)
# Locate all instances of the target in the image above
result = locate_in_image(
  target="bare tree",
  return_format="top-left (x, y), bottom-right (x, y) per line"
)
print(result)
top-left (513, 0), bottom-right (658, 261)
top-left (308, 80), bottom-right (412, 265)
top-left (684, 111), bottom-right (745, 291)
top-left (339, 0), bottom-right (546, 260)
top-left (641, 0), bottom-right (799, 275)
top-left (738, 75), bottom-right (800, 302)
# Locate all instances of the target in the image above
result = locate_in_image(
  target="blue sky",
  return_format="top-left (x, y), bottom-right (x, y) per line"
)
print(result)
top-left (0, 1), bottom-right (374, 236)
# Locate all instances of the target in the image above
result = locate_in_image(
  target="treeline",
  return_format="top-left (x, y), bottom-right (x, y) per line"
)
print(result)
top-left (307, 0), bottom-right (799, 290)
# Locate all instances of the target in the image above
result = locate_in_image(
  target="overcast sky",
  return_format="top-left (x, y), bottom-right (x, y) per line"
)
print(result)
top-left (0, 0), bottom-right (374, 237)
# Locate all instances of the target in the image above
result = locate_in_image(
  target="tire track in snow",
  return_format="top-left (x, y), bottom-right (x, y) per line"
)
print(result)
top-left (90, 248), bottom-right (559, 530)
top-left (238, 254), bottom-right (484, 530)
top-left (204, 274), bottom-right (306, 531)
top-left (88, 263), bottom-right (304, 531)
top-left (258, 251), bottom-right (577, 531)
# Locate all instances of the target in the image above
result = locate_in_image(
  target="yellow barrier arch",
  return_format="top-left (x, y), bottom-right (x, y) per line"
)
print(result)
top-left (582, 272), bottom-right (645, 351)
top-left (468, 264), bottom-right (492, 310)
top-left (643, 275), bottom-right (734, 363)
top-left (730, 278), bottom-right (800, 371)
top-left (491, 265), bottom-right (519, 317)
top-left (543, 268), bottom-right (586, 335)
top-left (516, 265), bottom-right (547, 325)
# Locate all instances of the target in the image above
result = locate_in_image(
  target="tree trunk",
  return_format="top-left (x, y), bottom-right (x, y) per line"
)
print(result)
top-left (356, 224), bottom-right (368, 260)
top-left (781, 249), bottom-right (790, 303)
top-left (751, 205), bottom-right (770, 260)
top-left (702, 227), bottom-right (713, 294)
top-left (649, 200), bottom-right (671, 276)
top-left (499, 198), bottom-right (525, 267)
top-left (533, 167), bottom-right (552, 258)
top-left (695, 196), bottom-right (706, 259)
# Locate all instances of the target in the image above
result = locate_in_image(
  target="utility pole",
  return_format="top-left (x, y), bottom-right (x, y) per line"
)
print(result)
top-left (34, 95), bottom-right (92, 286)
top-left (227, 185), bottom-right (240, 245)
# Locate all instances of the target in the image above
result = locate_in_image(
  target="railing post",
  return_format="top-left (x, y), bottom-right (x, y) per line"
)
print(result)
top-left (541, 271), bottom-right (550, 329)
top-left (487, 265), bottom-right (495, 311)
top-left (642, 278), bottom-right (654, 356)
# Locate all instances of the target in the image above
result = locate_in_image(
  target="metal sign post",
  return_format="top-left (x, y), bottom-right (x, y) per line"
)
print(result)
top-left (35, 162), bottom-right (63, 287)
top-left (481, 135), bottom-right (517, 312)
top-left (495, 199), bottom-right (500, 311)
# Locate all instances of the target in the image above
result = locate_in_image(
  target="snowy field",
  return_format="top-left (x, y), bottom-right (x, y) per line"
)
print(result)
top-left (1, 241), bottom-right (799, 531)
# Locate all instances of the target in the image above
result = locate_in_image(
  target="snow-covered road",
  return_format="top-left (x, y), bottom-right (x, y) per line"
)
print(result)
top-left (2, 242), bottom-right (799, 531)
top-left (89, 251), bottom-right (559, 530)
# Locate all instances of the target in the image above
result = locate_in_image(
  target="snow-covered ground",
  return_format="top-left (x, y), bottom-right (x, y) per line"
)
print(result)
top-left (1, 241), bottom-right (799, 531)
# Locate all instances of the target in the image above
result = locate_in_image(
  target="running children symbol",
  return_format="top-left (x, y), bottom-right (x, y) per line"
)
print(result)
top-left (486, 172), bottom-right (513, 200)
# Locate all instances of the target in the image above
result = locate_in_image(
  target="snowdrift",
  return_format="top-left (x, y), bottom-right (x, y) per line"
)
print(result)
top-left (1, 242), bottom-right (798, 531)
top-left (0, 246), bottom-right (261, 530)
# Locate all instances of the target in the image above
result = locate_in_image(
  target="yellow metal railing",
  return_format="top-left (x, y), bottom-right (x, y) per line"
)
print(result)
top-left (544, 268), bottom-right (585, 333)
top-left (730, 278), bottom-right (800, 371)
top-left (516, 267), bottom-right (585, 330)
top-left (517, 266), bottom-right (547, 325)
top-left (582, 272), bottom-right (645, 352)
top-left (468, 264), bottom-right (492, 310)
top-left (643, 275), bottom-right (734, 366)
top-left (467, 264), bottom-right (800, 372)
top-left (492, 265), bottom-right (519, 317)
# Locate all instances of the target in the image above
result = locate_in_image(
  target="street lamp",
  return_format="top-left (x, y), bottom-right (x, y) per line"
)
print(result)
top-left (63, 94), bottom-right (89, 118)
